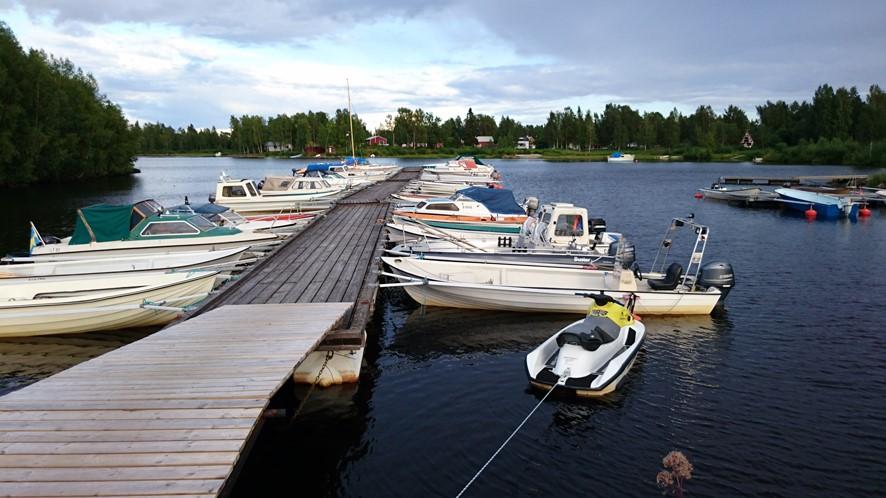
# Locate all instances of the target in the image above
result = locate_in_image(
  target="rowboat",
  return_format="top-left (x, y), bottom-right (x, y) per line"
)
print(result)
top-left (27, 200), bottom-right (279, 261)
top-left (0, 270), bottom-right (218, 337)
top-left (0, 246), bottom-right (248, 278)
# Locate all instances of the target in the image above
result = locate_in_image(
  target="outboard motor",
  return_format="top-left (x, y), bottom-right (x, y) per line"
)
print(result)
top-left (524, 196), bottom-right (540, 215)
top-left (208, 194), bottom-right (217, 204)
top-left (619, 240), bottom-right (636, 269)
top-left (590, 218), bottom-right (607, 236)
top-left (698, 261), bottom-right (735, 304)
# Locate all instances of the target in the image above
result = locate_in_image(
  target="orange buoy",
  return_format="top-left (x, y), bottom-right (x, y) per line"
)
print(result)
top-left (694, 192), bottom-right (703, 199)
top-left (805, 206), bottom-right (817, 219)
top-left (859, 205), bottom-right (872, 217)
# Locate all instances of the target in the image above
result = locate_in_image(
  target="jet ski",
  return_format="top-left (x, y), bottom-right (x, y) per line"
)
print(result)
top-left (525, 292), bottom-right (645, 397)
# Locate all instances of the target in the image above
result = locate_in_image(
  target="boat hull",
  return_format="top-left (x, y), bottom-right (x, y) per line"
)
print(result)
top-left (28, 234), bottom-right (277, 261)
top-left (0, 272), bottom-right (217, 337)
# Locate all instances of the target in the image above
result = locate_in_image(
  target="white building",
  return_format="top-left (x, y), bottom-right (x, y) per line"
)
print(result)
top-left (516, 136), bottom-right (536, 150)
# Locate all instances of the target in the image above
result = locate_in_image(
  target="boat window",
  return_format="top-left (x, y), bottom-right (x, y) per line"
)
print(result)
top-left (222, 185), bottom-right (247, 197)
top-left (188, 215), bottom-right (216, 231)
top-left (416, 201), bottom-right (427, 209)
top-left (246, 183), bottom-right (258, 196)
top-left (554, 214), bottom-right (584, 237)
top-left (426, 203), bottom-right (460, 211)
top-left (541, 212), bottom-right (552, 224)
top-left (140, 221), bottom-right (200, 236)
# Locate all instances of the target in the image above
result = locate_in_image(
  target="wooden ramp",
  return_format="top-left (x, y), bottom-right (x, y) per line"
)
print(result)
top-left (0, 302), bottom-right (351, 497)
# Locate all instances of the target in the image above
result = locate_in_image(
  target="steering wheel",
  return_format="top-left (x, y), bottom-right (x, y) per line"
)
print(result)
top-left (631, 262), bottom-right (643, 281)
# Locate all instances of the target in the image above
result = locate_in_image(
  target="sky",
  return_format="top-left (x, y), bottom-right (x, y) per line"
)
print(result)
top-left (1, 0), bottom-right (884, 130)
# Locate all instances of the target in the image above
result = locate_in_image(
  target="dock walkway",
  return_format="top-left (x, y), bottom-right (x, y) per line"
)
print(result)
top-left (195, 168), bottom-right (419, 331)
top-left (0, 303), bottom-right (351, 497)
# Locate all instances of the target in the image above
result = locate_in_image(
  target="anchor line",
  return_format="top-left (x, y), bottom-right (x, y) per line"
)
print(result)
top-left (455, 374), bottom-right (566, 498)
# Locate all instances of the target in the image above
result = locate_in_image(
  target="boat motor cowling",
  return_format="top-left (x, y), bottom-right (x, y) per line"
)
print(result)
top-left (590, 218), bottom-right (607, 235)
top-left (698, 261), bottom-right (735, 299)
top-left (524, 196), bottom-right (540, 215)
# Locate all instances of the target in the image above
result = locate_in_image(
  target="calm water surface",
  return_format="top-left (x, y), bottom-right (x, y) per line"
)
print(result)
top-left (1, 157), bottom-right (884, 496)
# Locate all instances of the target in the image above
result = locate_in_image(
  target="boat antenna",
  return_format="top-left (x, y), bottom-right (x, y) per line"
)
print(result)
top-left (347, 78), bottom-right (356, 160)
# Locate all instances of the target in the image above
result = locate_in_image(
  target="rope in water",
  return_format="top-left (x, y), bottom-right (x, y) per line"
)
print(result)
top-left (455, 380), bottom-right (562, 498)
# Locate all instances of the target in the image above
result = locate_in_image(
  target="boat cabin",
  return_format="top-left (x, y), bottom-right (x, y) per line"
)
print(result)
top-left (523, 203), bottom-right (607, 248)
top-left (214, 175), bottom-right (262, 203)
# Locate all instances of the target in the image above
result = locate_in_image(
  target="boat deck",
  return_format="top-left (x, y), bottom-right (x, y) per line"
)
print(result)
top-left (0, 302), bottom-right (351, 497)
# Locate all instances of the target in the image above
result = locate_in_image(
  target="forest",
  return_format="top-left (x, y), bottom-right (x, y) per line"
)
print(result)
top-left (134, 85), bottom-right (886, 166)
top-left (0, 23), bottom-right (136, 186)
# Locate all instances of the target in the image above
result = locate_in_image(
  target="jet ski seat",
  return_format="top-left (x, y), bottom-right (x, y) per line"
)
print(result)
top-left (646, 262), bottom-right (684, 290)
top-left (557, 325), bottom-right (616, 352)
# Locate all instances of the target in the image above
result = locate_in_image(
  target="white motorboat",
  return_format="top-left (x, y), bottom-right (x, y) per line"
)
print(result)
top-left (27, 199), bottom-right (279, 261)
top-left (607, 152), bottom-right (635, 163)
top-left (390, 187), bottom-right (528, 235)
top-left (388, 203), bottom-right (628, 269)
top-left (0, 270), bottom-right (218, 337)
top-left (0, 246), bottom-right (248, 278)
top-left (526, 293), bottom-right (645, 396)
top-left (382, 217), bottom-right (735, 315)
top-left (212, 174), bottom-right (335, 215)
top-left (422, 156), bottom-right (497, 176)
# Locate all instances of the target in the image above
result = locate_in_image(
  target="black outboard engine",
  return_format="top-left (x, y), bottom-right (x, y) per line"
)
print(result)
top-left (619, 240), bottom-right (636, 269)
top-left (698, 261), bottom-right (735, 304)
top-left (590, 218), bottom-right (607, 237)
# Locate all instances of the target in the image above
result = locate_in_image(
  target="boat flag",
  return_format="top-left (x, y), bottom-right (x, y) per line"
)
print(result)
top-left (29, 222), bottom-right (44, 255)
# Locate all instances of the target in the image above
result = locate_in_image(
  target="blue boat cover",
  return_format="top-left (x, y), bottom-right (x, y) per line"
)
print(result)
top-left (457, 187), bottom-right (525, 215)
top-left (611, 152), bottom-right (623, 158)
top-left (306, 163), bottom-right (332, 172)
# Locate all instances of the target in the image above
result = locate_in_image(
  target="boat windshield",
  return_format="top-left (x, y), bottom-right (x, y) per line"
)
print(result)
top-left (188, 215), bottom-right (217, 231)
top-left (554, 214), bottom-right (584, 237)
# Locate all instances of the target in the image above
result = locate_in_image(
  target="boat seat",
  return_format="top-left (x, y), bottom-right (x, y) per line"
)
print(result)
top-left (556, 326), bottom-right (615, 352)
top-left (646, 262), bottom-right (684, 291)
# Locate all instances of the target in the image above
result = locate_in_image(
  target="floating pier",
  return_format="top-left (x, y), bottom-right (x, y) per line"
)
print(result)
top-left (719, 174), bottom-right (868, 185)
top-left (0, 168), bottom-right (420, 495)
top-left (0, 303), bottom-right (351, 496)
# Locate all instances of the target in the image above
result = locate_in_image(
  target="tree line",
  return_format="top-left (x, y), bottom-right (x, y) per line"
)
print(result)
top-left (0, 23), bottom-right (136, 186)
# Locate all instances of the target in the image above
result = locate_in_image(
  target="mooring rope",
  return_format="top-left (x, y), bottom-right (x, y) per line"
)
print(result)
top-left (455, 376), bottom-right (565, 498)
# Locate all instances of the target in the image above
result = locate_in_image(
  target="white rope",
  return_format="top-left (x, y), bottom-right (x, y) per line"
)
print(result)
top-left (455, 378), bottom-right (563, 498)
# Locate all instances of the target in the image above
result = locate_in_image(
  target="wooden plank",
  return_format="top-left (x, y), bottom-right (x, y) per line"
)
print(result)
top-left (0, 479), bottom-right (224, 496)
top-left (309, 204), bottom-right (380, 303)
top-left (0, 465), bottom-right (231, 482)
top-left (0, 419), bottom-right (256, 431)
top-left (0, 452), bottom-right (238, 468)
top-left (0, 429), bottom-right (251, 443)
top-left (0, 399), bottom-right (267, 411)
top-left (0, 440), bottom-right (244, 455)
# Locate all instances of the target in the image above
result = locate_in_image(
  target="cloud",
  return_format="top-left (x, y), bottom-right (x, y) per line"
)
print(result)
top-left (2, 0), bottom-right (884, 127)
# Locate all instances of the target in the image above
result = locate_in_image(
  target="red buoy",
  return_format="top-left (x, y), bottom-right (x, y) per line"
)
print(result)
top-left (859, 205), bottom-right (872, 217)
top-left (694, 192), bottom-right (703, 199)
top-left (805, 206), bottom-right (817, 219)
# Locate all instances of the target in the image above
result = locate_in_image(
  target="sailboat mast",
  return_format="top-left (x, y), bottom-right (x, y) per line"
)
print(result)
top-left (347, 78), bottom-right (356, 159)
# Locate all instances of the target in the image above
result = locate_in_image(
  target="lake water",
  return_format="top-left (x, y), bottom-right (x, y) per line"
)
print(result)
top-left (1, 157), bottom-right (885, 496)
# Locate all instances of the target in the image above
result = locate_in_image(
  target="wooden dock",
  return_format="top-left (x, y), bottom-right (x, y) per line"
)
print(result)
top-left (194, 168), bottom-right (419, 337)
top-left (0, 169), bottom-right (419, 495)
top-left (719, 174), bottom-right (868, 185)
top-left (0, 303), bottom-right (351, 497)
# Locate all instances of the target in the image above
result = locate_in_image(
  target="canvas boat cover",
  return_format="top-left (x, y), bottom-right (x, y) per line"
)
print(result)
top-left (456, 187), bottom-right (525, 215)
top-left (306, 163), bottom-right (332, 172)
top-left (261, 176), bottom-right (295, 191)
top-left (70, 204), bottom-right (135, 245)
top-left (70, 200), bottom-right (164, 245)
